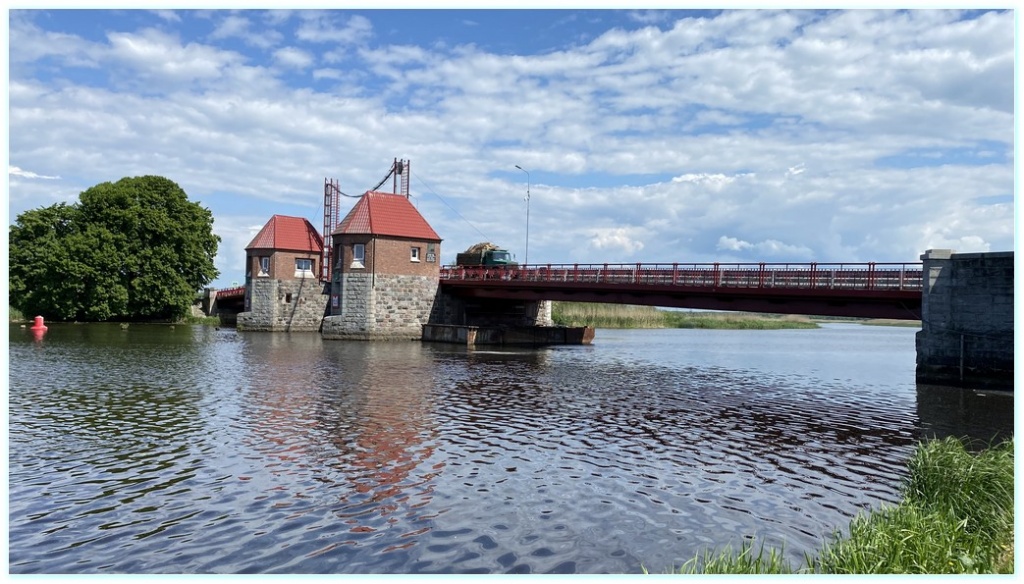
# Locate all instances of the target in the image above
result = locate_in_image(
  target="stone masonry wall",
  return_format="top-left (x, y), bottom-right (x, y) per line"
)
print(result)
top-left (528, 300), bottom-right (553, 327)
top-left (322, 273), bottom-right (373, 339)
top-left (916, 249), bottom-right (1013, 388)
top-left (372, 274), bottom-right (441, 338)
top-left (237, 277), bottom-right (328, 332)
top-left (322, 273), bottom-right (438, 340)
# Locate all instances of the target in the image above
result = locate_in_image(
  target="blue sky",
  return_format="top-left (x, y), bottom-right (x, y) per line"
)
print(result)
top-left (6, 7), bottom-right (1016, 289)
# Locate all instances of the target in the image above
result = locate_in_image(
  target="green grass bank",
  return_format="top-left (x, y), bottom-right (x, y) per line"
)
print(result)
top-left (661, 436), bottom-right (1014, 574)
top-left (552, 302), bottom-right (819, 329)
top-left (9, 305), bottom-right (218, 326)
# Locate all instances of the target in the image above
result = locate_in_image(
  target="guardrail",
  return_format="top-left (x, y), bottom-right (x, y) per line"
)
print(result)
top-left (440, 262), bottom-right (924, 292)
top-left (216, 285), bottom-right (247, 298)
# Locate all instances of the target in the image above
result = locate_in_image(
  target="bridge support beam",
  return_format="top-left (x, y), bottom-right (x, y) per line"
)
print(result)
top-left (915, 249), bottom-right (1013, 389)
top-left (430, 290), bottom-right (552, 328)
top-left (201, 287), bottom-right (218, 316)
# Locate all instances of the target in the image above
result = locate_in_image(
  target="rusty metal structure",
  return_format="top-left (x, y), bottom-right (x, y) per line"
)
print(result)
top-left (322, 159), bottom-right (411, 283)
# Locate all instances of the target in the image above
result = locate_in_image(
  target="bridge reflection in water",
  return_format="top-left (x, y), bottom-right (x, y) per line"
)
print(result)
top-left (441, 262), bottom-right (924, 320)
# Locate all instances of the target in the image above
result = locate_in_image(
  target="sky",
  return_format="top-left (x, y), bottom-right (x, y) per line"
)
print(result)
top-left (5, 7), bottom-right (1017, 289)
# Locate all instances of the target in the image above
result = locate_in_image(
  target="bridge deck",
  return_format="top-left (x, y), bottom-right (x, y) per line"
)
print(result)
top-left (216, 285), bottom-right (246, 300)
top-left (440, 262), bottom-right (924, 320)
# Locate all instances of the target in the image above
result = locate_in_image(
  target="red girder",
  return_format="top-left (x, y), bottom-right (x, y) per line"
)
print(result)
top-left (439, 262), bottom-right (924, 320)
top-left (216, 285), bottom-right (246, 299)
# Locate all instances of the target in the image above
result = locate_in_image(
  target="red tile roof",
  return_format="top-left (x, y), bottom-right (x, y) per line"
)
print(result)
top-left (334, 191), bottom-right (441, 241)
top-left (245, 215), bottom-right (324, 252)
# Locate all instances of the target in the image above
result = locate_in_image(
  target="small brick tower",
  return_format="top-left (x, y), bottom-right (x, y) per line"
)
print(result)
top-left (237, 215), bottom-right (328, 332)
top-left (321, 191), bottom-right (442, 340)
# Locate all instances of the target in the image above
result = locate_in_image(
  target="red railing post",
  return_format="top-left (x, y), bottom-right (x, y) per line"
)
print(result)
top-left (868, 262), bottom-right (876, 290)
top-left (713, 262), bottom-right (721, 287)
top-left (672, 263), bottom-right (678, 286)
top-left (809, 262), bottom-right (817, 288)
top-left (758, 262), bottom-right (765, 288)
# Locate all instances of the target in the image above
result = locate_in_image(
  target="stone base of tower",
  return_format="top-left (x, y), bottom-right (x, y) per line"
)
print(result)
top-left (321, 273), bottom-right (439, 341)
top-left (237, 278), bottom-right (327, 332)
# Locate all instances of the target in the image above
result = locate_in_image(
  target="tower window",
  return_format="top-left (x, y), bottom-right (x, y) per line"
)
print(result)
top-left (295, 258), bottom-right (314, 277)
top-left (352, 244), bottom-right (366, 268)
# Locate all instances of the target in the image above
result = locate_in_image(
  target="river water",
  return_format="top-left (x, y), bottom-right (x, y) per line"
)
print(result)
top-left (7, 322), bottom-right (1013, 574)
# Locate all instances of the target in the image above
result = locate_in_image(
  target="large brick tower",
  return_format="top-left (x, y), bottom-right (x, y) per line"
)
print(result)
top-left (321, 191), bottom-right (442, 340)
top-left (237, 215), bottom-right (328, 332)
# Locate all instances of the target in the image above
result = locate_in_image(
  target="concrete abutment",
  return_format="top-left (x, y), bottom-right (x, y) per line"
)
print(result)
top-left (915, 249), bottom-right (1013, 390)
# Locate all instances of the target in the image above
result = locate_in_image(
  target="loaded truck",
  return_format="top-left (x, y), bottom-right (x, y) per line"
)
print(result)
top-left (455, 242), bottom-right (517, 267)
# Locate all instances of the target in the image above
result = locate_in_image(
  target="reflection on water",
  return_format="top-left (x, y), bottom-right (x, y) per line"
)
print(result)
top-left (7, 323), bottom-right (1013, 574)
top-left (915, 384), bottom-right (1014, 448)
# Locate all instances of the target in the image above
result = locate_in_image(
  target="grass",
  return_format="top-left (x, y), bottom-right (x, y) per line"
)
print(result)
top-left (9, 305), bottom-right (25, 322)
top-left (860, 319), bottom-right (922, 327)
top-left (177, 314), bottom-right (221, 325)
top-left (551, 302), bottom-right (819, 330)
top-left (667, 436), bottom-right (1014, 574)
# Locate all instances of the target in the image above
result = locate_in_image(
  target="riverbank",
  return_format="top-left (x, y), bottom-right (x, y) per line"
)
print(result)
top-left (665, 436), bottom-right (1014, 574)
top-left (8, 306), bottom-right (219, 326)
top-left (552, 302), bottom-right (818, 329)
top-left (550, 302), bottom-right (923, 329)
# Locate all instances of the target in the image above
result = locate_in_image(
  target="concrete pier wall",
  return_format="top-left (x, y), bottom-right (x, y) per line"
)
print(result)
top-left (422, 323), bottom-right (594, 346)
top-left (432, 293), bottom-right (553, 328)
top-left (915, 249), bottom-right (1013, 389)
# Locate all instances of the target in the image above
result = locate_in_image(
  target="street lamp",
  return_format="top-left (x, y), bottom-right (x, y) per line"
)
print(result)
top-left (515, 165), bottom-right (530, 267)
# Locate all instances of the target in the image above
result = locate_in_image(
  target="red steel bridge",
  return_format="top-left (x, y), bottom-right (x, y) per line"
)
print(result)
top-left (440, 261), bottom-right (924, 320)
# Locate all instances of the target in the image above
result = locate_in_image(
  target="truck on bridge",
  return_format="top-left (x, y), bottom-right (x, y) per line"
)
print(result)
top-left (455, 242), bottom-right (517, 268)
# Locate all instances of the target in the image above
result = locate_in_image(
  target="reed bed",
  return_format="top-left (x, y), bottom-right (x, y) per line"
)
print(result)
top-left (551, 302), bottom-right (818, 329)
top-left (668, 436), bottom-right (1014, 574)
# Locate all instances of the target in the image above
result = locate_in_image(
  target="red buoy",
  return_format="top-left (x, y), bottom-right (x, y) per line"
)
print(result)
top-left (30, 316), bottom-right (48, 331)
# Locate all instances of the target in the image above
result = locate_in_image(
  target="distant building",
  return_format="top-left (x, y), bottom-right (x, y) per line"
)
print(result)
top-left (237, 214), bottom-right (328, 332)
top-left (322, 191), bottom-right (443, 340)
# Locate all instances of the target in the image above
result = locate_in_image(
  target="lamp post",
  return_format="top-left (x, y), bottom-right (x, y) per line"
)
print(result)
top-left (515, 165), bottom-right (530, 268)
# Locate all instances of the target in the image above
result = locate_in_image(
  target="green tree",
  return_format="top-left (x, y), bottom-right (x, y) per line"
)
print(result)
top-left (9, 176), bottom-right (220, 321)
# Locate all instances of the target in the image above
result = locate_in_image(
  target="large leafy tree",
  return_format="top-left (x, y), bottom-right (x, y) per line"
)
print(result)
top-left (9, 176), bottom-right (220, 321)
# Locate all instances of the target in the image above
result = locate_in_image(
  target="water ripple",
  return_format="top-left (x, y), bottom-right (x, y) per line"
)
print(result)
top-left (8, 324), bottom-right (1010, 574)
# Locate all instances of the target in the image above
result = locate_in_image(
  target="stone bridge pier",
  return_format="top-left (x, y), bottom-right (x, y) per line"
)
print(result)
top-left (916, 249), bottom-right (1013, 389)
top-left (430, 292), bottom-right (553, 328)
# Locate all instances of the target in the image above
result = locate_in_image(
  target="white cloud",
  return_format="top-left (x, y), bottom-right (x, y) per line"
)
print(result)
top-left (296, 13), bottom-right (373, 45)
top-left (152, 10), bottom-right (181, 23)
top-left (590, 228), bottom-right (645, 255)
top-left (9, 166), bottom-right (60, 180)
top-left (106, 28), bottom-right (244, 84)
top-left (210, 15), bottom-right (250, 40)
top-left (716, 236), bottom-right (814, 259)
top-left (273, 47), bottom-right (314, 69)
top-left (672, 173), bottom-right (738, 191)
top-left (6, 9), bottom-right (1013, 288)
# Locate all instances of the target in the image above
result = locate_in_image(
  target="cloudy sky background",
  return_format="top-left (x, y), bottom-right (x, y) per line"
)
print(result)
top-left (7, 8), bottom-right (1016, 289)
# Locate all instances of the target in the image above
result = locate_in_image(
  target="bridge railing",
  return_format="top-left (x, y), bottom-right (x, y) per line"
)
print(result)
top-left (440, 262), bottom-right (924, 292)
top-left (216, 285), bottom-right (247, 299)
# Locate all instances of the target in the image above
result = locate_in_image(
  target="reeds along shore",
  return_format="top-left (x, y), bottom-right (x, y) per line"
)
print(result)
top-left (551, 302), bottom-right (819, 329)
top-left (665, 436), bottom-right (1014, 574)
